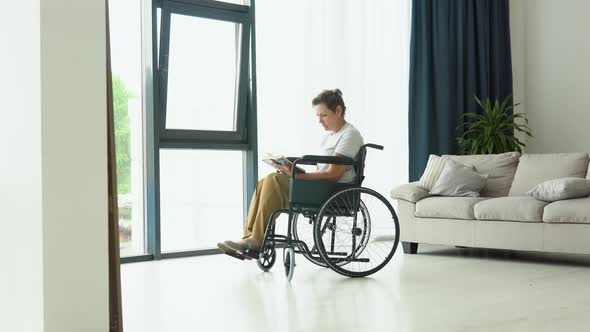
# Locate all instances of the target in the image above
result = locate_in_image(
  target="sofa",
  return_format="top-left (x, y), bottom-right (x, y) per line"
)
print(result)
top-left (390, 152), bottom-right (590, 255)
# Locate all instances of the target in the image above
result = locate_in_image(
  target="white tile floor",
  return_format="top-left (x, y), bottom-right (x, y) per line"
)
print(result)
top-left (121, 244), bottom-right (590, 332)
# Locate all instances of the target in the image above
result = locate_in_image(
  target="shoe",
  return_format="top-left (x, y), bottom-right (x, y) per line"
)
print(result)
top-left (224, 239), bottom-right (262, 259)
top-left (225, 238), bottom-right (261, 252)
top-left (217, 242), bottom-right (249, 260)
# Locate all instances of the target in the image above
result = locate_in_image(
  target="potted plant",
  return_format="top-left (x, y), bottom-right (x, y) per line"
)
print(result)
top-left (457, 95), bottom-right (532, 154)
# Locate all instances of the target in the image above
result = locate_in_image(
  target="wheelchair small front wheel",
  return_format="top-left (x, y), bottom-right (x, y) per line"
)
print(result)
top-left (257, 244), bottom-right (276, 272)
top-left (283, 247), bottom-right (296, 282)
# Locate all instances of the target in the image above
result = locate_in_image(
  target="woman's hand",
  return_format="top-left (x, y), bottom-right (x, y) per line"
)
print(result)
top-left (271, 162), bottom-right (292, 177)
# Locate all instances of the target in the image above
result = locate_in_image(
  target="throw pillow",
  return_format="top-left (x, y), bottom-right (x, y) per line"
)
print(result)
top-left (429, 159), bottom-right (489, 197)
top-left (526, 177), bottom-right (590, 202)
top-left (417, 155), bottom-right (447, 190)
top-left (446, 152), bottom-right (520, 197)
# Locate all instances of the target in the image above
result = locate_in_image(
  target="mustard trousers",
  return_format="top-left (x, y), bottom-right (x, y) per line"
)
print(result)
top-left (242, 172), bottom-right (290, 245)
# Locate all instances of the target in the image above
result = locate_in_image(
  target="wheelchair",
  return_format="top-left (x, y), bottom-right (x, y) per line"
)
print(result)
top-left (252, 143), bottom-right (400, 281)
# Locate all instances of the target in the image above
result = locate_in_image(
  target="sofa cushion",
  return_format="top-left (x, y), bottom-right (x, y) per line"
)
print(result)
top-left (429, 159), bottom-right (488, 197)
top-left (474, 197), bottom-right (549, 222)
top-left (446, 152), bottom-right (520, 197)
top-left (416, 197), bottom-right (490, 220)
top-left (526, 178), bottom-right (590, 202)
top-left (509, 153), bottom-right (589, 196)
top-left (543, 197), bottom-right (590, 224)
top-left (390, 182), bottom-right (429, 203)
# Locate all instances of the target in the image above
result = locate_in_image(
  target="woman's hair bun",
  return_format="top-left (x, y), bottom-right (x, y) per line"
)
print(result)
top-left (312, 88), bottom-right (347, 115)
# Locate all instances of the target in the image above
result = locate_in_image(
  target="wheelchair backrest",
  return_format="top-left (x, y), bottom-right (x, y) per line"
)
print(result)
top-left (353, 143), bottom-right (384, 186)
top-left (323, 144), bottom-right (379, 215)
top-left (353, 144), bottom-right (369, 186)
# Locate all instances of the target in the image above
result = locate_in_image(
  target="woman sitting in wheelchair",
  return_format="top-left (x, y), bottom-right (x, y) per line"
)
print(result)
top-left (217, 89), bottom-right (364, 259)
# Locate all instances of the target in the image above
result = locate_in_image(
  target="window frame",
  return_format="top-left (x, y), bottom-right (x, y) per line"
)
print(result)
top-left (156, 0), bottom-right (251, 147)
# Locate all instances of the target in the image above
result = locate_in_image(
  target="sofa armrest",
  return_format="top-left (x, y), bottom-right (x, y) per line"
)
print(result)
top-left (390, 182), bottom-right (429, 203)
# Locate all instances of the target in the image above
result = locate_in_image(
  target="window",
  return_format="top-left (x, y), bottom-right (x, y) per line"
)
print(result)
top-left (108, 0), bottom-right (147, 257)
top-left (112, 0), bottom-right (257, 262)
top-left (154, 0), bottom-right (256, 258)
top-left (157, 1), bottom-right (251, 146)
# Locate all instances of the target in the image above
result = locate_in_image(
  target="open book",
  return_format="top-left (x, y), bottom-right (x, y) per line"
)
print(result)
top-left (262, 153), bottom-right (306, 174)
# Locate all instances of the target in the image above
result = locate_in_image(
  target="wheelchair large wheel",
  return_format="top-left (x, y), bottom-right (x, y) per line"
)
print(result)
top-left (313, 187), bottom-right (400, 278)
top-left (292, 214), bottom-right (329, 268)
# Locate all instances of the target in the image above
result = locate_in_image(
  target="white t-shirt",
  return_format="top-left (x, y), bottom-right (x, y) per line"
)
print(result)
top-left (317, 122), bottom-right (364, 183)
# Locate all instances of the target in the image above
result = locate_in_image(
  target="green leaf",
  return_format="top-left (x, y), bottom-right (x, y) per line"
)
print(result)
top-left (474, 95), bottom-right (485, 110)
top-left (499, 95), bottom-right (512, 112)
top-left (499, 133), bottom-right (508, 152)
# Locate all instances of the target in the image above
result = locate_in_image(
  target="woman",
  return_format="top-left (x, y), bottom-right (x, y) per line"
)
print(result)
top-left (218, 89), bottom-right (364, 259)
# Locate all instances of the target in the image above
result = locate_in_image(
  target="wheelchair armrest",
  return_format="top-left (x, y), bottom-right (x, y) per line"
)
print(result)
top-left (362, 143), bottom-right (384, 151)
top-left (294, 155), bottom-right (356, 166)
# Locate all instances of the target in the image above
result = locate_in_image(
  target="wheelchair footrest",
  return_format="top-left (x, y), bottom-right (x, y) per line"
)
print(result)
top-left (223, 250), bottom-right (247, 260)
top-left (242, 249), bottom-right (261, 260)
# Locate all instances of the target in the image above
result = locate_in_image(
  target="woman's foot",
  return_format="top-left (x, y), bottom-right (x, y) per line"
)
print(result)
top-left (217, 242), bottom-right (249, 260)
top-left (217, 239), bottom-right (262, 260)
top-left (217, 238), bottom-right (261, 260)
top-left (225, 238), bottom-right (261, 252)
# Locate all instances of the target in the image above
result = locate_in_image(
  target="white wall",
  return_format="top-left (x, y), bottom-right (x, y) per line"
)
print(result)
top-left (511, 0), bottom-right (590, 153)
top-left (0, 1), bottom-right (44, 331)
top-left (40, 0), bottom-right (109, 331)
top-left (0, 1), bottom-right (109, 331)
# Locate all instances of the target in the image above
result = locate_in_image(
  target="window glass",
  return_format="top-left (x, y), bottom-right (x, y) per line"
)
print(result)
top-left (165, 14), bottom-right (241, 131)
top-left (109, 0), bottom-right (147, 257)
top-left (160, 149), bottom-right (244, 252)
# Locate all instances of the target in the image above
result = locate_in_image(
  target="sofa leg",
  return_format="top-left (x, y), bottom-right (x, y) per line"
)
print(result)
top-left (402, 242), bottom-right (418, 254)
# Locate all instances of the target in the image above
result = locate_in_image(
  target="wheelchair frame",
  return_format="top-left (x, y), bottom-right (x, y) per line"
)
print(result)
top-left (254, 143), bottom-right (399, 280)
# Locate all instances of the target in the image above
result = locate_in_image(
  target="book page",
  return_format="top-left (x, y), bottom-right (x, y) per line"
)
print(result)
top-left (262, 153), bottom-right (306, 173)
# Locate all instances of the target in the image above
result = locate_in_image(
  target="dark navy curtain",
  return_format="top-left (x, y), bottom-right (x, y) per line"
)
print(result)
top-left (408, 0), bottom-right (513, 181)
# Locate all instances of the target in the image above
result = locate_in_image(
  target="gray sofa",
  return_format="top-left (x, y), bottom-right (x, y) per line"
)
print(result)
top-left (390, 152), bottom-right (590, 255)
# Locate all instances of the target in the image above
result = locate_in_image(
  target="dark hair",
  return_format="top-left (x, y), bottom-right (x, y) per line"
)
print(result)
top-left (312, 89), bottom-right (347, 115)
